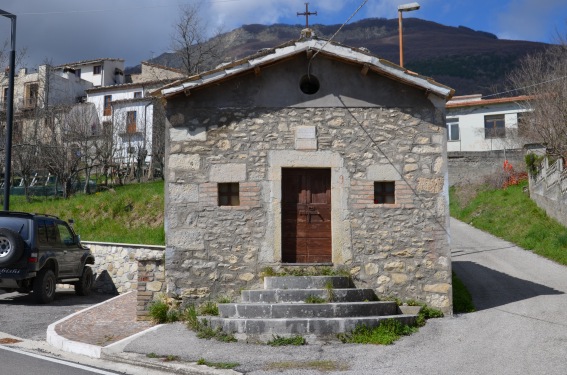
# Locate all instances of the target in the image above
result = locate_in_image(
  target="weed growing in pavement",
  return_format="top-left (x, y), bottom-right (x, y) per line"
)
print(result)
top-left (197, 358), bottom-right (239, 369)
top-left (145, 353), bottom-right (179, 362)
top-left (198, 301), bottom-right (219, 316)
top-left (324, 280), bottom-right (335, 302)
top-left (216, 295), bottom-right (232, 304)
top-left (337, 319), bottom-right (417, 345)
top-left (304, 295), bottom-right (326, 303)
top-left (265, 360), bottom-right (349, 372)
top-left (267, 334), bottom-right (306, 346)
top-left (148, 295), bottom-right (181, 324)
top-left (260, 266), bottom-right (350, 278)
top-left (185, 304), bottom-right (237, 342)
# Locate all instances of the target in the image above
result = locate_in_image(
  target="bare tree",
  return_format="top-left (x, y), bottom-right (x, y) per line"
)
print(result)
top-left (170, 2), bottom-right (228, 75)
top-left (507, 37), bottom-right (567, 158)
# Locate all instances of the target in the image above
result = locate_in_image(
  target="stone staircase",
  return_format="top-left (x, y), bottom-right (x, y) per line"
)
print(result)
top-left (208, 276), bottom-right (419, 342)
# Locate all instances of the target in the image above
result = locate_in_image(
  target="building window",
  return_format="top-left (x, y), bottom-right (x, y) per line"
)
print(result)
top-left (103, 95), bottom-right (112, 116)
top-left (484, 114), bottom-right (505, 138)
top-left (126, 111), bottom-right (137, 134)
top-left (93, 65), bottom-right (102, 75)
top-left (447, 117), bottom-right (460, 141)
top-left (75, 68), bottom-right (81, 78)
top-left (218, 183), bottom-right (240, 206)
top-left (134, 91), bottom-right (142, 98)
top-left (13, 122), bottom-right (22, 143)
top-left (374, 181), bottom-right (395, 204)
top-left (24, 83), bottom-right (39, 108)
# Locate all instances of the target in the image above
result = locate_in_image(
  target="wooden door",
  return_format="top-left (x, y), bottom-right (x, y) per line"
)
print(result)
top-left (282, 168), bottom-right (332, 263)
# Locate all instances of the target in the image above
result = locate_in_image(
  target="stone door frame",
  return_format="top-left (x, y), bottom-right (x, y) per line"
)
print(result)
top-left (261, 150), bottom-right (353, 265)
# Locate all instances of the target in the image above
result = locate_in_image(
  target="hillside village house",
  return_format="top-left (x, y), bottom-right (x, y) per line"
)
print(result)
top-left (85, 62), bottom-right (186, 176)
top-left (445, 94), bottom-right (531, 152)
top-left (158, 33), bottom-right (455, 314)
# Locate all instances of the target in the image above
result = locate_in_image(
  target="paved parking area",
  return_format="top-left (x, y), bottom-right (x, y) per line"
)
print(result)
top-left (0, 289), bottom-right (113, 341)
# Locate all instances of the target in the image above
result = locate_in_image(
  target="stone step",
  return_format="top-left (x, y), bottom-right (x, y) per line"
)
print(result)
top-left (263, 276), bottom-right (352, 290)
top-left (219, 301), bottom-right (399, 319)
top-left (241, 288), bottom-right (377, 303)
top-left (208, 315), bottom-right (418, 341)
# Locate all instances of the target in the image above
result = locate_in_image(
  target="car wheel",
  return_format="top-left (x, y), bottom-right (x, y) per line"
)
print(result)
top-left (0, 229), bottom-right (25, 267)
top-left (75, 266), bottom-right (93, 296)
top-left (33, 269), bottom-right (56, 304)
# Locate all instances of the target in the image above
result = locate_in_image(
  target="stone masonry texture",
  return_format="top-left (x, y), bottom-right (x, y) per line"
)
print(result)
top-left (165, 106), bottom-right (453, 314)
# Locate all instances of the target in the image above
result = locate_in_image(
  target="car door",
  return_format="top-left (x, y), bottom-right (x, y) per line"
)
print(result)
top-left (56, 222), bottom-right (83, 277)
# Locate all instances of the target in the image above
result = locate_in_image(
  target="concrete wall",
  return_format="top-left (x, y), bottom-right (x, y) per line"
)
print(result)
top-left (163, 51), bottom-right (452, 314)
top-left (528, 158), bottom-right (567, 227)
top-left (448, 150), bottom-right (526, 186)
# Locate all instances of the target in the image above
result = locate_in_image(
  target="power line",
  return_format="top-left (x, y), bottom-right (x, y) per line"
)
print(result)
top-left (482, 74), bottom-right (567, 99)
top-left (308, 0), bottom-right (368, 75)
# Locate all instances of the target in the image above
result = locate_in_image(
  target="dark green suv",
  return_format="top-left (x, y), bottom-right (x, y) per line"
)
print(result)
top-left (0, 212), bottom-right (94, 303)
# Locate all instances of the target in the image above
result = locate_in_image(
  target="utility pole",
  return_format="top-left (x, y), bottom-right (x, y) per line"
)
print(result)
top-left (0, 8), bottom-right (16, 211)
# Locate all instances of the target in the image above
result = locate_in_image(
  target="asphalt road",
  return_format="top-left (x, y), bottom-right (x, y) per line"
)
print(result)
top-left (0, 345), bottom-right (121, 375)
top-left (124, 218), bottom-right (567, 374)
top-left (0, 289), bottom-right (112, 341)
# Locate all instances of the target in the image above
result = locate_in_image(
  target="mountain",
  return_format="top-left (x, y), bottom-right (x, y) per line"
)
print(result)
top-left (136, 18), bottom-right (550, 96)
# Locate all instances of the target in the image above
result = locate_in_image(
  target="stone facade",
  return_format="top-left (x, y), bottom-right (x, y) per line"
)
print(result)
top-left (161, 39), bottom-right (453, 314)
top-left (165, 106), bottom-right (452, 313)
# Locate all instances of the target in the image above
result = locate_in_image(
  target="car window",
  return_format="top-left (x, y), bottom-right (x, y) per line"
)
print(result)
top-left (0, 217), bottom-right (30, 241)
top-left (45, 220), bottom-right (59, 245)
top-left (36, 219), bottom-right (49, 245)
top-left (57, 224), bottom-right (75, 246)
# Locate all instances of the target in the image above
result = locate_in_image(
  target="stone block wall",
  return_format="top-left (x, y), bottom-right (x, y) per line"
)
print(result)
top-left (79, 242), bottom-right (165, 294)
top-left (165, 106), bottom-right (452, 314)
top-left (136, 254), bottom-right (166, 321)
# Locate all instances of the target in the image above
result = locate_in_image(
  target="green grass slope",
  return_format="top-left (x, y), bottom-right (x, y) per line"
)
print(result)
top-left (451, 181), bottom-right (567, 266)
top-left (9, 181), bottom-right (165, 245)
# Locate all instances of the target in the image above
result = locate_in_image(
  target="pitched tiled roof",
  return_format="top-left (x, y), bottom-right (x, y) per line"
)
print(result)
top-left (446, 95), bottom-right (532, 108)
top-left (54, 58), bottom-right (124, 69)
top-left (157, 38), bottom-right (454, 100)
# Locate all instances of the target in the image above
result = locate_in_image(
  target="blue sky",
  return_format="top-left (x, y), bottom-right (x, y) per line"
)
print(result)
top-left (1, 0), bottom-right (566, 68)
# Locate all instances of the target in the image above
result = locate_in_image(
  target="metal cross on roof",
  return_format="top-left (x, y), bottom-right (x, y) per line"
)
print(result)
top-left (297, 2), bottom-right (317, 28)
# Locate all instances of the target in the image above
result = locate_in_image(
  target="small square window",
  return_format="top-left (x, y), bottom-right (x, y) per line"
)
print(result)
top-left (374, 181), bottom-right (395, 204)
top-left (134, 91), bottom-right (142, 98)
top-left (218, 183), bottom-right (240, 206)
top-left (93, 65), bottom-right (102, 75)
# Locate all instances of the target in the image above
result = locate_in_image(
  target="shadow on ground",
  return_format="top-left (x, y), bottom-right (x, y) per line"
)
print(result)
top-left (0, 290), bottom-right (114, 307)
top-left (453, 261), bottom-right (564, 311)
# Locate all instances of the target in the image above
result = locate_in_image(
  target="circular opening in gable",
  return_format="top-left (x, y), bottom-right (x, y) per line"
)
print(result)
top-left (299, 74), bottom-right (320, 95)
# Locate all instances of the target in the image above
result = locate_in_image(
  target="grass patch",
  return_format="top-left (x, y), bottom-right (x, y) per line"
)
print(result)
top-left (305, 295), bottom-right (326, 303)
top-left (197, 358), bottom-right (239, 369)
top-left (265, 360), bottom-right (349, 372)
top-left (261, 266), bottom-right (350, 278)
top-left (148, 294), bottom-right (181, 324)
top-left (10, 181), bottom-right (165, 245)
top-left (267, 334), bottom-right (306, 346)
top-left (337, 319), bottom-right (417, 345)
top-left (185, 304), bottom-right (237, 342)
top-left (452, 272), bottom-right (475, 314)
top-left (451, 181), bottom-right (567, 266)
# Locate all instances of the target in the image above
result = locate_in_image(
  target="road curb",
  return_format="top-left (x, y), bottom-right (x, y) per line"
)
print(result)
top-left (46, 290), bottom-right (159, 359)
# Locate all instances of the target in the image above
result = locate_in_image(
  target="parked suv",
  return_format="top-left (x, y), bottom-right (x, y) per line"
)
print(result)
top-left (0, 211), bottom-right (94, 303)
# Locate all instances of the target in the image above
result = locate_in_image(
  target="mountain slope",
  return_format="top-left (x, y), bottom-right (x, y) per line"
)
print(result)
top-left (142, 18), bottom-right (550, 96)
